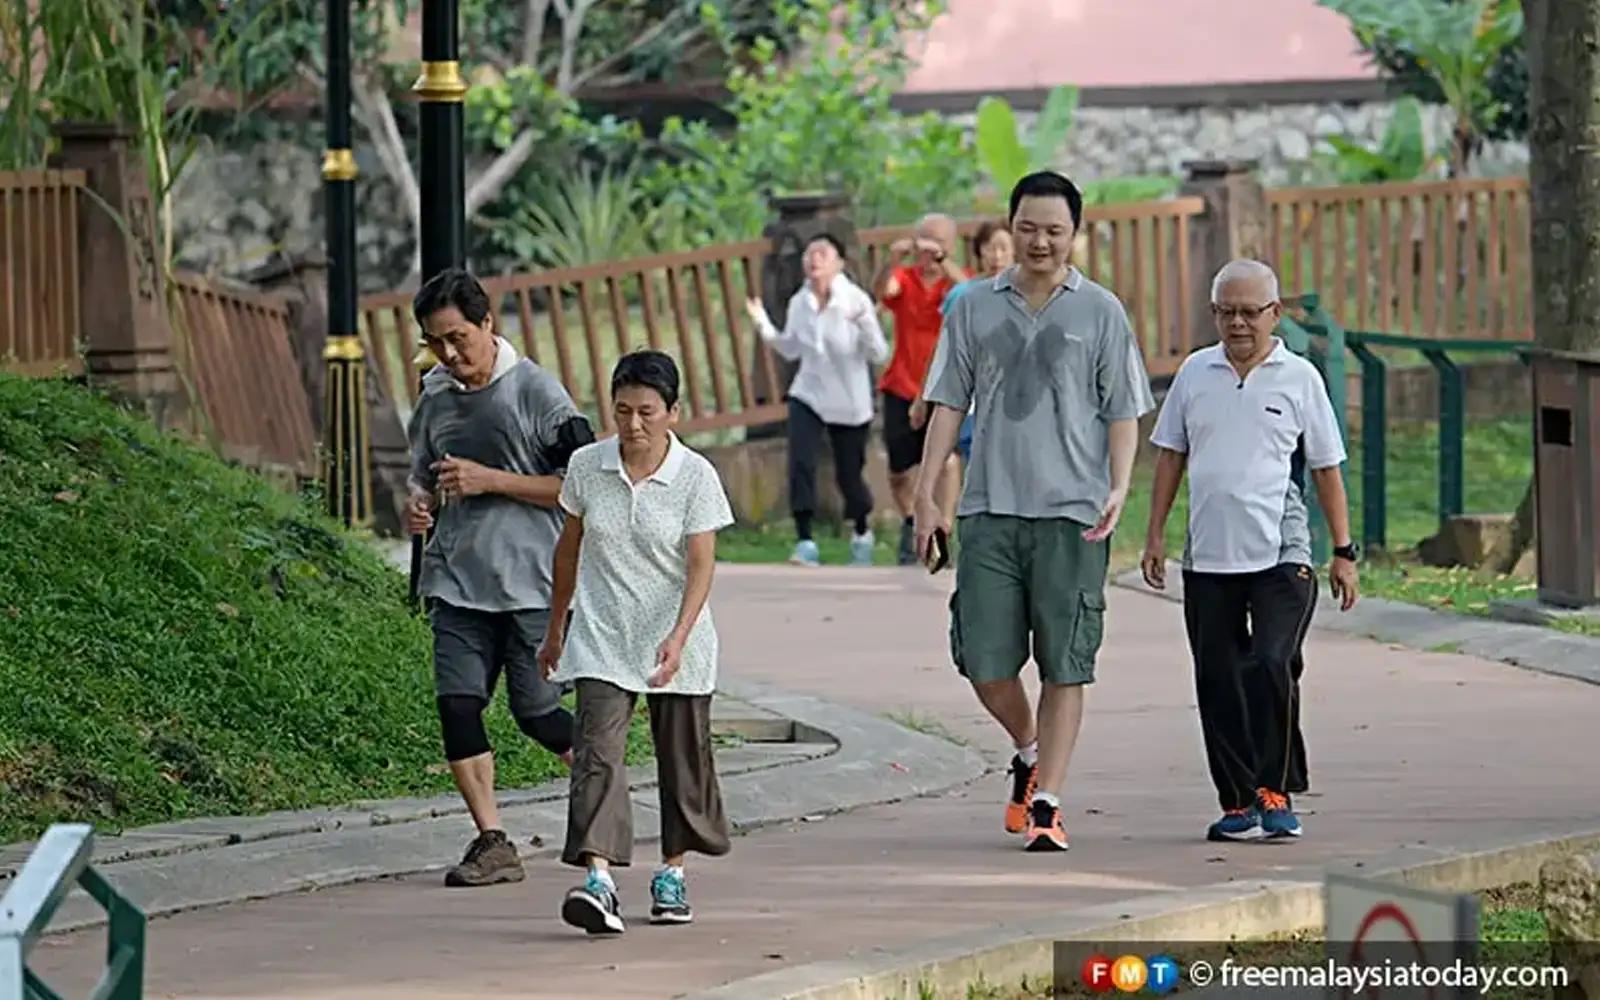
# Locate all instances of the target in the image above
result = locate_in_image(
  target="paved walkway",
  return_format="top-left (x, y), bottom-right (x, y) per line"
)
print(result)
top-left (26, 564), bottom-right (1600, 999)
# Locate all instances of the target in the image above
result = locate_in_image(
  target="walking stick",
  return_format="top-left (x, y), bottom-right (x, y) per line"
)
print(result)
top-left (407, 346), bottom-right (435, 612)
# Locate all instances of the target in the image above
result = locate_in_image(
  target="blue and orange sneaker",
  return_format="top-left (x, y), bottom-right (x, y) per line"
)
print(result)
top-left (1206, 806), bottom-right (1263, 842)
top-left (1256, 788), bottom-right (1303, 840)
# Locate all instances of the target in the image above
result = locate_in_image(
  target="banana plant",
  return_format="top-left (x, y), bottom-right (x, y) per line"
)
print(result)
top-left (974, 84), bottom-right (1079, 197)
top-left (1318, 96), bottom-right (1444, 182)
top-left (1316, 0), bottom-right (1522, 176)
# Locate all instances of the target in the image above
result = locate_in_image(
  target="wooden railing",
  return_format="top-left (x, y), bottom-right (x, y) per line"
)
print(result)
top-left (0, 169), bottom-right (83, 376)
top-left (170, 273), bottom-right (318, 475)
top-left (360, 240), bottom-right (776, 436)
top-left (859, 197), bottom-right (1208, 376)
top-left (1267, 178), bottom-right (1532, 340)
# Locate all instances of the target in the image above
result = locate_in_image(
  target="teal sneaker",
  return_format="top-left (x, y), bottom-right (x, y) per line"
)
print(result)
top-left (789, 539), bottom-right (820, 566)
top-left (849, 530), bottom-right (875, 566)
top-left (650, 867), bottom-right (692, 924)
top-left (1206, 807), bottom-right (1263, 842)
top-left (562, 871), bottom-right (625, 935)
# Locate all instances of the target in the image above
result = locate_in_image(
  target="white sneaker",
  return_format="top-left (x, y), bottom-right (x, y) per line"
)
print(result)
top-left (789, 539), bottom-right (820, 566)
top-left (849, 531), bottom-right (875, 566)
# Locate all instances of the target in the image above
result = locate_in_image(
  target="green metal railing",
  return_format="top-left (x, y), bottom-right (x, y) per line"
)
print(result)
top-left (1277, 292), bottom-right (1532, 559)
top-left (1, 825), bottom-right (144, 1000)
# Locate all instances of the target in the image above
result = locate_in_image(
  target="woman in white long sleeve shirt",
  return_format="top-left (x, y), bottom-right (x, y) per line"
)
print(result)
top-left (745, 234), bottom-right (889, 567)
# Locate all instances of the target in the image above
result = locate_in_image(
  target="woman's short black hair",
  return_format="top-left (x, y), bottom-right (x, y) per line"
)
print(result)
top-left (1008, 170), bottom-right (1084, 231)
top-left (611, 350), bottom-right (681, 409)
top-left (413, 267), bottom-right (491, 327)
top-left (804, 232), bottom-right (848, 259)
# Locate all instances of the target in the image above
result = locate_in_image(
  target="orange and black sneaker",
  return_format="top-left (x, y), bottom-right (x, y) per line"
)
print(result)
top-left (1004, 755), bottom-right (1038, 833)
top-left (1023, 798), bottom-right (1069, 852)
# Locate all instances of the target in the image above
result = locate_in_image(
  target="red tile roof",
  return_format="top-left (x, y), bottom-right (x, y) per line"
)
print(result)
top-left (900, 0), bottom-right (1378, 92)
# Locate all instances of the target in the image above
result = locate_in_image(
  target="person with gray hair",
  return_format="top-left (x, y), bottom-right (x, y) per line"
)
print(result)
top-left (1140, 258), bottom-right (1359, 843)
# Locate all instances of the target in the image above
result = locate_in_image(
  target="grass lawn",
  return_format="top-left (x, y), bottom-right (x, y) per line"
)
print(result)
top-left (0, 374), bottom-right (650, 845)
top-left (956, 882), bottom-right (1558, 1000)
top-left (717, 415), bottom-right (1595, 637)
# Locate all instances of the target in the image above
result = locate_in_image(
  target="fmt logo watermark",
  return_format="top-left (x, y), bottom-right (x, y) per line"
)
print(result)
top-left (1078, 953), bottom-right (1181, 994)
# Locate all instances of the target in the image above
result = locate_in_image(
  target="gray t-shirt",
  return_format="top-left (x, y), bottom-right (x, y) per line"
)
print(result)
top-left (924, 266), bottom-right (1157, 526)
top-left (407, 357), bottom-right (584, 612)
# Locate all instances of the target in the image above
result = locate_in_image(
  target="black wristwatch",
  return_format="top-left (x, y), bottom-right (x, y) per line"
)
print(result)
top-left (1333, 543), bottom-right (1359, 563)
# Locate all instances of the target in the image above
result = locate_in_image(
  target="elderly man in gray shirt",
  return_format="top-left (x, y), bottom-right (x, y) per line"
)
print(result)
top-left (915, 171), bottom-right (1155, 853)
top-left (404, 268), bottom-right (596, 887)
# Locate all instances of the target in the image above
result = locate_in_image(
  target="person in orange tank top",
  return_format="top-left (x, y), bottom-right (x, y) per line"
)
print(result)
top-left (871, 213), bottom-right (969, 564)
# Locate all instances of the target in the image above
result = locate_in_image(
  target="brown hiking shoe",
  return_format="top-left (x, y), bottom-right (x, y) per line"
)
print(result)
top-left (444, 829), bottom-right (525, 887)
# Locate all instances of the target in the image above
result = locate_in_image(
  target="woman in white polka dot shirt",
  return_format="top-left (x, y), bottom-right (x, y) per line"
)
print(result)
top-left (538, 349), bottom-right (736, 935)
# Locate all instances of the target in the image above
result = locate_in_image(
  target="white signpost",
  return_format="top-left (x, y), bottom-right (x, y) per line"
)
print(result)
top-left (1324, 872), bottom-right (1479, 999)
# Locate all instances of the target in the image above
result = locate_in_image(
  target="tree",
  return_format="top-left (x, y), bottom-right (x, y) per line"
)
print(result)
top-left (1363, 3), bottom-right (1528, 144)
top-left (0, 0), bottom-right (265, 267)
top-left (1498, 0), bottom-right (1600, 571)
top-left (1316, 0), bottom-right (1523, 175)
top-left (212, 0), bottom-right (899, 277)
top-left (638, 0), bottom-right (973, 243)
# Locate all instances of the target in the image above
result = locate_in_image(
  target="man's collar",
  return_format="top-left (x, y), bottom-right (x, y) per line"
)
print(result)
top-left (598, 432), bottom-right (687, 484)
top-left (993, 265), bottom-right (1082, 294)
top-left (433, 336), bottom-right (520, 391)
top-left (1204, 337), bottom-right (1289, 368)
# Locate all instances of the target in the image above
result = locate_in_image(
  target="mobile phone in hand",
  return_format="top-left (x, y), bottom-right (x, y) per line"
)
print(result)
top-left (924, 527), bottom-right (950, 574)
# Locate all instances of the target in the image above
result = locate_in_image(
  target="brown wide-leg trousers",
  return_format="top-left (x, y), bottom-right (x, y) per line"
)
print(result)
top-left (561, 678), bottom-right (731, 867)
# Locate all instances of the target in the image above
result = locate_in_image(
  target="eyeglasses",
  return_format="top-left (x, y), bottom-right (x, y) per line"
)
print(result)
top-left (1210, 302), bottom-right (1277, 322)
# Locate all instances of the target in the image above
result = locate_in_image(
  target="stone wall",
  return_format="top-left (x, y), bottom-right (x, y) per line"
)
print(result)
top-left (170, 130), bottom-right (418, 292)
top-left (973, 98), bottom-right (1529, 186)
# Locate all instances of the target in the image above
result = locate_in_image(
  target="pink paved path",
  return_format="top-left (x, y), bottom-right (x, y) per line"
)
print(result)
top-left (29, 565), bottom-right (1600, 999)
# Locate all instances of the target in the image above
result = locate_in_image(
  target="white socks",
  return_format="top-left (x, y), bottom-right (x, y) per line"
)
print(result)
top-left (1016, 740), bottom-right (1038, 767)
top-left (589, 867), bottom-right (615, 888)
top-left (1032, 790), bottom-right (1060, 810)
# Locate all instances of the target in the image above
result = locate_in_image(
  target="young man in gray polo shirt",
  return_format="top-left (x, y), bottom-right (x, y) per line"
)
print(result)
top-left (404, 268), bottom-right (597, 886)
top-left (1140, 259), bottom-right (1360, 843)
top-left (916, 171), bottom-right (1155, 852)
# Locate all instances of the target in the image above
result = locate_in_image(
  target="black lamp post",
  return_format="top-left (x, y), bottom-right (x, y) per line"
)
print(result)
top-left (322, 0), bottom-right (371, 527)
top-left (407, 0), bottom-right (468, 604)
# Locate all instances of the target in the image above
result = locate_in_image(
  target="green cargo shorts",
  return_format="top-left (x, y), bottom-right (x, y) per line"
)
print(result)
top-left (948, 513), bottom-right (1110, 686)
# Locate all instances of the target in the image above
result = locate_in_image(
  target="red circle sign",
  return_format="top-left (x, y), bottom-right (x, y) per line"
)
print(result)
top-left (1341, 901), bottom-right (1438, 1000)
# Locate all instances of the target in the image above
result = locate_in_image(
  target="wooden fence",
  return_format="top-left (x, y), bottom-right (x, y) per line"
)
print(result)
top-left (1267, 177), bottom-right (1532, 340)
top-left (170, 273), bottom-right (318, 475)
top-left (860, 197), bottom-right (1206, 377)
top-left (1, 169), bottom-right (83, 376)
top-left (355, 179), bottom-right (1548, 450)
top-left (360, 239), bottom-right (776, 436)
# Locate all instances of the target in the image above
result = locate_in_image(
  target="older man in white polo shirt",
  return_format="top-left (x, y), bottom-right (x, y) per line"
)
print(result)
top-left (1140, 259), bottom-right (1359, 843)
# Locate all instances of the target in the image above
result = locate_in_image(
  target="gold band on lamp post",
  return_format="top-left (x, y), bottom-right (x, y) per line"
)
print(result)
top-left (412, 60), bottom-right (468, 102)
top-left (321, 148), bottom-right (358, 181)
top-left (322, 334), bottom-right (372, 527)
top-left (324, 334), bottom-right (366, 361)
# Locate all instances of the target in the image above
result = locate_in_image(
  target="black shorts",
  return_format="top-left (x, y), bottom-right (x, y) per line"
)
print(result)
top-left (882, 392), bottom-right (925, 474)
top-left (428, 600), bottom-right (568, 718)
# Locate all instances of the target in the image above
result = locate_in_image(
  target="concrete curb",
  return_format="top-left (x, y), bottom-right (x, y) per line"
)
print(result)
top-left (691, 825), bottom-right (1600, 1000)
top-left (32, 682), bottom-right (985, 935)
top-left (0, 696), bottom-right (822, 877)
top-left (1112, 562), bottom-right (1600, 687)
